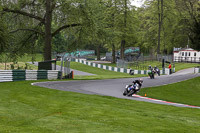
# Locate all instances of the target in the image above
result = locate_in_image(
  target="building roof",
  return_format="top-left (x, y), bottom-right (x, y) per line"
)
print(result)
top-left (174, 48), bottom-right (198, 52)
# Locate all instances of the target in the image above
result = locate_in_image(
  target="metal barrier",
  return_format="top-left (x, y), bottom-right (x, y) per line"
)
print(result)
top-left (75, 59), bottom-right (170, 75)
top-left (0, 70), bottom-right (61, 82)
top-left (194, 66), bottom-right (200, 73)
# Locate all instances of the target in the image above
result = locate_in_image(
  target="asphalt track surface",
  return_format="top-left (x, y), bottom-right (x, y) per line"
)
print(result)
top-left (33, 70), bottom-right (200, 109)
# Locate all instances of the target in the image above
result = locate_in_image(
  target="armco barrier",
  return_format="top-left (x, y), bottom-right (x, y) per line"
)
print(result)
top-left (75, 59), bottom-right (170, 75)
top-left (0, 70), bottom-right (61, 82)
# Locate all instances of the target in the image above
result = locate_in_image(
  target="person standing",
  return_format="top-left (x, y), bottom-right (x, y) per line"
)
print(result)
top-left (169, 63), bottom-right (172, 74)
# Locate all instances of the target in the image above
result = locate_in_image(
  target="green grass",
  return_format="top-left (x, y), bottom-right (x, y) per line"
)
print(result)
top-left (0, 53), bottom-right (42, 70)
top-left (0, 62), bottom-right (38, 70)
top-left (174, 62), bottom-right (200, 72)
top-left (0, 80), bottom-right (200, 133)
top-left (102, 61), bottom-right (200, 72)
top-left (138, 77), bottom-right (200, 106)
top-left (17, 53), bottom-right (44, 62)
top-left (59, 62), bottom-right (146, 79)
top-left (0, 53), bottom-right (43, 63)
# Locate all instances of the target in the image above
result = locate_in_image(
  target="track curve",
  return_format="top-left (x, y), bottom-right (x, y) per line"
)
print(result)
top-left (33, 73), bottom-right (200, 109)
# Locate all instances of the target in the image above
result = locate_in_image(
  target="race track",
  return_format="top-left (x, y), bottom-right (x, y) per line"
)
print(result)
top-left (33, 72), bottom-right (200, 109)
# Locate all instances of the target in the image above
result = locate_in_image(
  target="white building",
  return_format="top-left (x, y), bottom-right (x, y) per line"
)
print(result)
top-left (173, 48), bottom-right (200, 62)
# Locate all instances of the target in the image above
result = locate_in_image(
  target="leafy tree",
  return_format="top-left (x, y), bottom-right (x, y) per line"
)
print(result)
top-left (137, 0), bottom-right (191, 54)
top-left (104, 0), bottom-right (138, 62)
top-left (0, 18), bottom-right (9, 53)
top-left (1, 0), bottom-right (81, 65)
top-left (175, 0), bottom-right (200, 50)
top-left (52, 33), bottom-right (67, 54)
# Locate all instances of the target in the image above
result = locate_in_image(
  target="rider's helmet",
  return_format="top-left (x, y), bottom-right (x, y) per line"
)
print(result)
top-left (149, 65), bottom-right (152, 69)
top-left (139, 78), bottom-right (143, 83)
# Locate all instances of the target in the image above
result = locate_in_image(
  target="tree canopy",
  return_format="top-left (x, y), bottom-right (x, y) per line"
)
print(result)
top-left (0, 0), bottom-right (200, 64)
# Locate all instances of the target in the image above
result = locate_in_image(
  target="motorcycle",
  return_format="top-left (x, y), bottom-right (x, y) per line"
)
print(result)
top-left (123, 83), bottom-right (141, 96)
top-left (154, 68), bottom-right (160, 76)
top-left (148, 69), bottom-right (155, 79)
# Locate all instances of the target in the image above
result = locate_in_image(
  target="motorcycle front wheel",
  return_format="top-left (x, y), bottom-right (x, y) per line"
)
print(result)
top-left (123, 90), bottom-right (128, 96)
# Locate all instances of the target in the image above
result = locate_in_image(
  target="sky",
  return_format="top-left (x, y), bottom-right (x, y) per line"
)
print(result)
top-left (130, 0), bottom-right (145, 7)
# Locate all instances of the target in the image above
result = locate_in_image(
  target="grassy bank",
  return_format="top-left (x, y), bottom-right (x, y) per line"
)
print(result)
top-left (139, 76), bottom-right (200, 106)
top-left (0, 53), bottom-right (42, 70)
top-left (0, 53), bottom-right (43, 63)
top-left (59, 62), bottom-right (146, 79)
top-left (101, 61), bottom-right (199, 72)
top-left (0, 80), bottom-right (200, 133)
top-left (0, 62), bottom-right (38, 70)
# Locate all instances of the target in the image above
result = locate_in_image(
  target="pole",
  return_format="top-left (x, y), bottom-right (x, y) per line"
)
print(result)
top-left (60, 56), bottom-right (64, 79)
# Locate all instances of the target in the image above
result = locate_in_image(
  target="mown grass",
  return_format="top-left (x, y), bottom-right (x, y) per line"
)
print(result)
top-left (58, 62), bottom-right (146, 79)
top-left (0, 80), bottom-right (200, 133)
top-left (17, 53), bottom-right (44, 62)
top-left (0, 62), bottom-right (38, 70)
top-left (101, 61), bottom-right (199, 72)
top-left (0, 53), bottom-right (42, 70)
top-left (0, 53), bottom-right (43, 63)
top-left (174, 62), bottom-right (200, 72)
top-left (138, 76), bottom-right (200, 106)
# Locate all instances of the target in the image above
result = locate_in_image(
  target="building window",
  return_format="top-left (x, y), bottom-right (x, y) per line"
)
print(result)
top-left (185, 52), bottom-right (187, 56)
top-left (189, 52), bottom-right (191, 56)
top-left (194, 52), bottom-right (196, 56)
top-left (182, 52), bottom-right (184, 56)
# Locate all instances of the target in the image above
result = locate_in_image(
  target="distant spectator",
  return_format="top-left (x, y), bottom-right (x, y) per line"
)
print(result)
top-left (169, 63), bottom-right (172, 74)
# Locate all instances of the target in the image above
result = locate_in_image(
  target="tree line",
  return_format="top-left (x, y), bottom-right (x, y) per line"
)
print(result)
top-left (0, 0), bottom-right (199, 64)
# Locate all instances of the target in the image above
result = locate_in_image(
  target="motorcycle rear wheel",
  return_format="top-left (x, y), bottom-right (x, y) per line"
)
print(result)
top-left (127, 90), bottom-right (135, 96)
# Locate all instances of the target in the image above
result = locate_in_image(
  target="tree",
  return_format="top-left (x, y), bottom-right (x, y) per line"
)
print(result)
top-left (137, 0), bottom-right (190, 54)
top-left (103, 0), bottom-right (119, 63)
top-left (1, 0), bottom-right (81, 66)
top-left (0, 20), bottom-right (9, 53)
top-left (104, 0), bottom-right (138, 61)
top-left (176, 0), bottom-right (200, 50)
top-left (157, 0), bottom-right (163, 54)
top-left (52, 33), bottom-right (67, 54)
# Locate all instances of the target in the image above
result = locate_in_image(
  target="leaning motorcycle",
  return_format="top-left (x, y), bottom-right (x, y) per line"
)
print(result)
top-left (148, 70), bottom-right (155, 79)
top-left (123, 83), bottom-right (141, 96)
top-left (154, 68), bottom-right (160, 76)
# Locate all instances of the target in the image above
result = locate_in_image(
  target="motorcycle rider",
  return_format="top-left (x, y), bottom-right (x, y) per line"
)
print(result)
top-left (154, 65), bottom-right (160, 76)
top-left (148, 65), bottom-right (152, 70)
top-left (123, 78), bottom-right (143, 96)
top-left (132, 78), bottom-right (143, 92)
top-left (132, 78), bottom-right (143, 87)
top-left (148, 65), bottom-right (155, 79)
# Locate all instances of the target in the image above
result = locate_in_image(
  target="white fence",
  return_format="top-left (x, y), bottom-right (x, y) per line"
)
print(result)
top-left (75, 59), bottom-right (171, 75)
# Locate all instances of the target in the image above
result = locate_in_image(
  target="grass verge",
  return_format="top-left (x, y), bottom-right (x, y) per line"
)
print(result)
top-left (0, 62), bottom-right (38, 70)
top-left (101, 61), bottom-right (199, 72)
top-left (0, 80), bottom-right (200, 133)
top-left (59, 62), bottom-right (146, 79)
top-left (138, 76), bottom-right (200, 106)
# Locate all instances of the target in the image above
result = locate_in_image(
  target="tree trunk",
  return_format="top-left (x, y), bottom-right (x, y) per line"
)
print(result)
top-left (44, 0), bottom-right (52, 62)
top-left (120, 40), bottom-right (125, 60)
top-left (97, 44), bottom-right (101, 60)
top-left (112, 44), bottom-right (116, 63)
top-left (157, 0), bottom-right (164, 55)
top-left (120, 0), bottom-right (127, 60)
